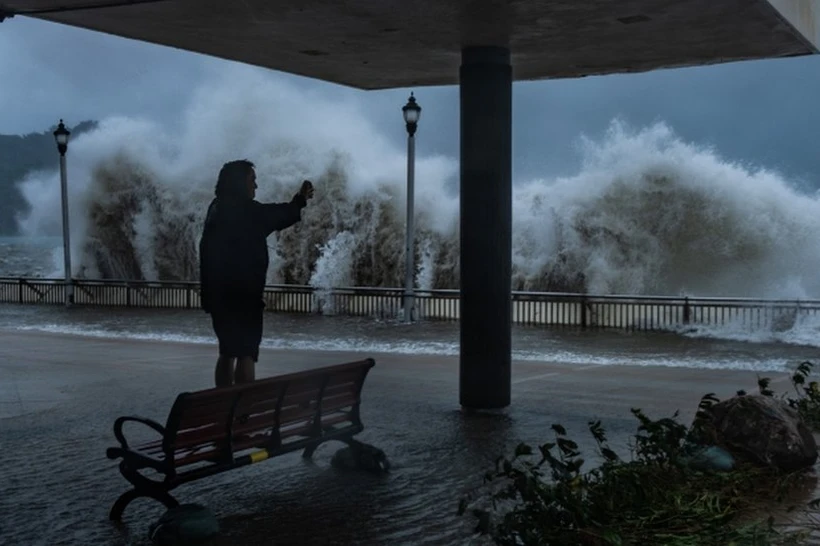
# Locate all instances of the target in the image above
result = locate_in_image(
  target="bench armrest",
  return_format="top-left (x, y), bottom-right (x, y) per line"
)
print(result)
top-left (111, 415), bottom-right (166, 450)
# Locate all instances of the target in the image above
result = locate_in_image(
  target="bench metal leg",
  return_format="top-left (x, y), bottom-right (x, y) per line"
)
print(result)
top-left (349, 439), bottom-right (391, 472)
top-left (110, 461), bottom-right (180, 521)
top-left (110, 489), bottom-right (141, 521)
top-left (109, 488), bottom-right (179, 521)
top-left (326, 438), bottom-right (390, 473)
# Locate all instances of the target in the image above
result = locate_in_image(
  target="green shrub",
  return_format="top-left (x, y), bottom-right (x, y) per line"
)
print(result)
top-left (459, 362), bottom-right (820, 545)
top-left (786, 361), bottom-right (820, 431)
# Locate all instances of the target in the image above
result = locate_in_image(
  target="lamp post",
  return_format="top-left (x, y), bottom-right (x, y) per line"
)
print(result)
top-left (53, 119), bottom-right (73, 307)
top-left (402, 92), bottom-right (421, 322)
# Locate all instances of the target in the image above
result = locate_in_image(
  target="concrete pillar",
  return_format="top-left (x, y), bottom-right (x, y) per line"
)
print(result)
top-left (459, 46), bottom-right (512, 409)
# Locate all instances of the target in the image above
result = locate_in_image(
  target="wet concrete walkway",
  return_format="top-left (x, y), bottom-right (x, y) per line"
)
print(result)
top-left (0, 330), bottom-right (801, 545)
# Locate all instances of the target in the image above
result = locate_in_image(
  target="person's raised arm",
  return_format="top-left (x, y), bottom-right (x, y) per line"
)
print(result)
top-left (256, 180), bottom-right (315, 236)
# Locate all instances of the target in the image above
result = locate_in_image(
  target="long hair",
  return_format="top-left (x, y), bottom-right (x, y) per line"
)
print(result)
top-left (214, 159), bottom-right (254, 199)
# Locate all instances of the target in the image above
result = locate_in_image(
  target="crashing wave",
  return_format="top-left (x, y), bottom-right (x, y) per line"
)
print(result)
top-left (16, 70), bottom-right (820, 298)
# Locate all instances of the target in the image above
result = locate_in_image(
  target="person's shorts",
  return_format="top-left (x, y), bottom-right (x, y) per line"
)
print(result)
top-left (210, 307), bottom-right (264, 362)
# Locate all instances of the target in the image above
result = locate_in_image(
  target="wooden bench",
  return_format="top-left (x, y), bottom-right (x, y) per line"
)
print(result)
top-left (105, 358), bottom-right (377, 521)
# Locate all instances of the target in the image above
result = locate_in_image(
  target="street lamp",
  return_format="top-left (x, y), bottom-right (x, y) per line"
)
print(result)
top-left (402, 92), bottom-right (421, 322)
top-left (53, 119), bottom-right (73, 307)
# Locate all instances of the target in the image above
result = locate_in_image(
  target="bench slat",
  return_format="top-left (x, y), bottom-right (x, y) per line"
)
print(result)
top-left (322, 383), bottom-right (357, 398)
top-left (279, 422), bottom-right (314, 440)
top-left (279, 405), bottom-right (317, 423)
top-left (231, 434), bottom-right (275, 453)
top-left (328, 373), bottom-right (358, 381)
top-left (232, 413), bottom-right (278, 437)
top-left (320, 412), bottom-right (355, 428)
top-left (279, 395), bottom-right (319, 411)
top-left (320, 394), bottom-right (359, 413)
top-left (173, 412), bottom-right (231, 431)
top-left (174, 447), bottom-right (223, 467)
top-left (168, 396), bottom-right (234, 434)
top-left (281, 387), bottom-right (322, 404)
top-left (173, 426), bottom-right (227, 452)
top-left (283, 376), bottom-right (323, 392)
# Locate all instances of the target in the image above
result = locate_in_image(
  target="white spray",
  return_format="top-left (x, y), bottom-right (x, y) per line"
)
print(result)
top-left (16, 67), bottom-right (820, 300)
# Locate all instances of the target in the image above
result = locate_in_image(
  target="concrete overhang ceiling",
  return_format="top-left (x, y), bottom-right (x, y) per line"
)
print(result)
top-left (1, 0), bottom-right (818, 90)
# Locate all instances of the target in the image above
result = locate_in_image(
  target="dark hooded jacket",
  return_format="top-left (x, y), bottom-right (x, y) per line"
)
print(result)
top-left (199, 189), bottom-right (307, 313)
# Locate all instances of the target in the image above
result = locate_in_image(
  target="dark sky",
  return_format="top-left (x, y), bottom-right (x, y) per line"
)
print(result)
top-left (1, 16), bottom-right (819, 187)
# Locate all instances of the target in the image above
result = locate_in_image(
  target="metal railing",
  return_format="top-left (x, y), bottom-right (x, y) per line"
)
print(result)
top-left (2, 277), bottom-right (819, 332)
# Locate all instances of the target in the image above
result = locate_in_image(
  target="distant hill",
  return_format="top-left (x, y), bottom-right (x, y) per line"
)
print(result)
top-left (0, 120), bottom-right (98, 235)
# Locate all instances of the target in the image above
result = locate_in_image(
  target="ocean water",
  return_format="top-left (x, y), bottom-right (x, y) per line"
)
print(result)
top-left (0, 235), bottom-right (63, 278)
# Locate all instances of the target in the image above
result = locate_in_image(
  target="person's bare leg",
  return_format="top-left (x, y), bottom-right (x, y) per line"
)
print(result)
top-left (215, 356), bottom-right (235, 387)
top-left (234, 357), bottom-right (256, 384)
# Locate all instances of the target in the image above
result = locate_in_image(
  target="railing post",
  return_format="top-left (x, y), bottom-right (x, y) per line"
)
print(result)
top-left (126, 283), bottom-right (131, 307)
top-left (580, 295), bottom-right (588, 329)
top-left (186, 285), bottom-right (192, 309)
top-left (683, 297), bottom-right (691, 324)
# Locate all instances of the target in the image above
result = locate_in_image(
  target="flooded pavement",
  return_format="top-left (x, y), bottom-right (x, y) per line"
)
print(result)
top-left (1, 327), bottom-right (813, 546)
top-left (1, 303), bottom-right (818, 373)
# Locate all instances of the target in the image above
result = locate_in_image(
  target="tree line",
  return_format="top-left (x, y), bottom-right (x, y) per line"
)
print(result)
top-left (0, 120), bottom-right (97, 234)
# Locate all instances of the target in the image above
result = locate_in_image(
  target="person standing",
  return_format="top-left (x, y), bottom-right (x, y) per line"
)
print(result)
top-left (199, 159), bottom-right (314, 387)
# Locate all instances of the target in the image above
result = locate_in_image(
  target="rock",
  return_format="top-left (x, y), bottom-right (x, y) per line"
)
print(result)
top-left (700, 394), bottom-right (817, 472)
top-left (149, 503), bottom-right (219, 545)
top-left (331, 442), bottom-right (391, 473)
